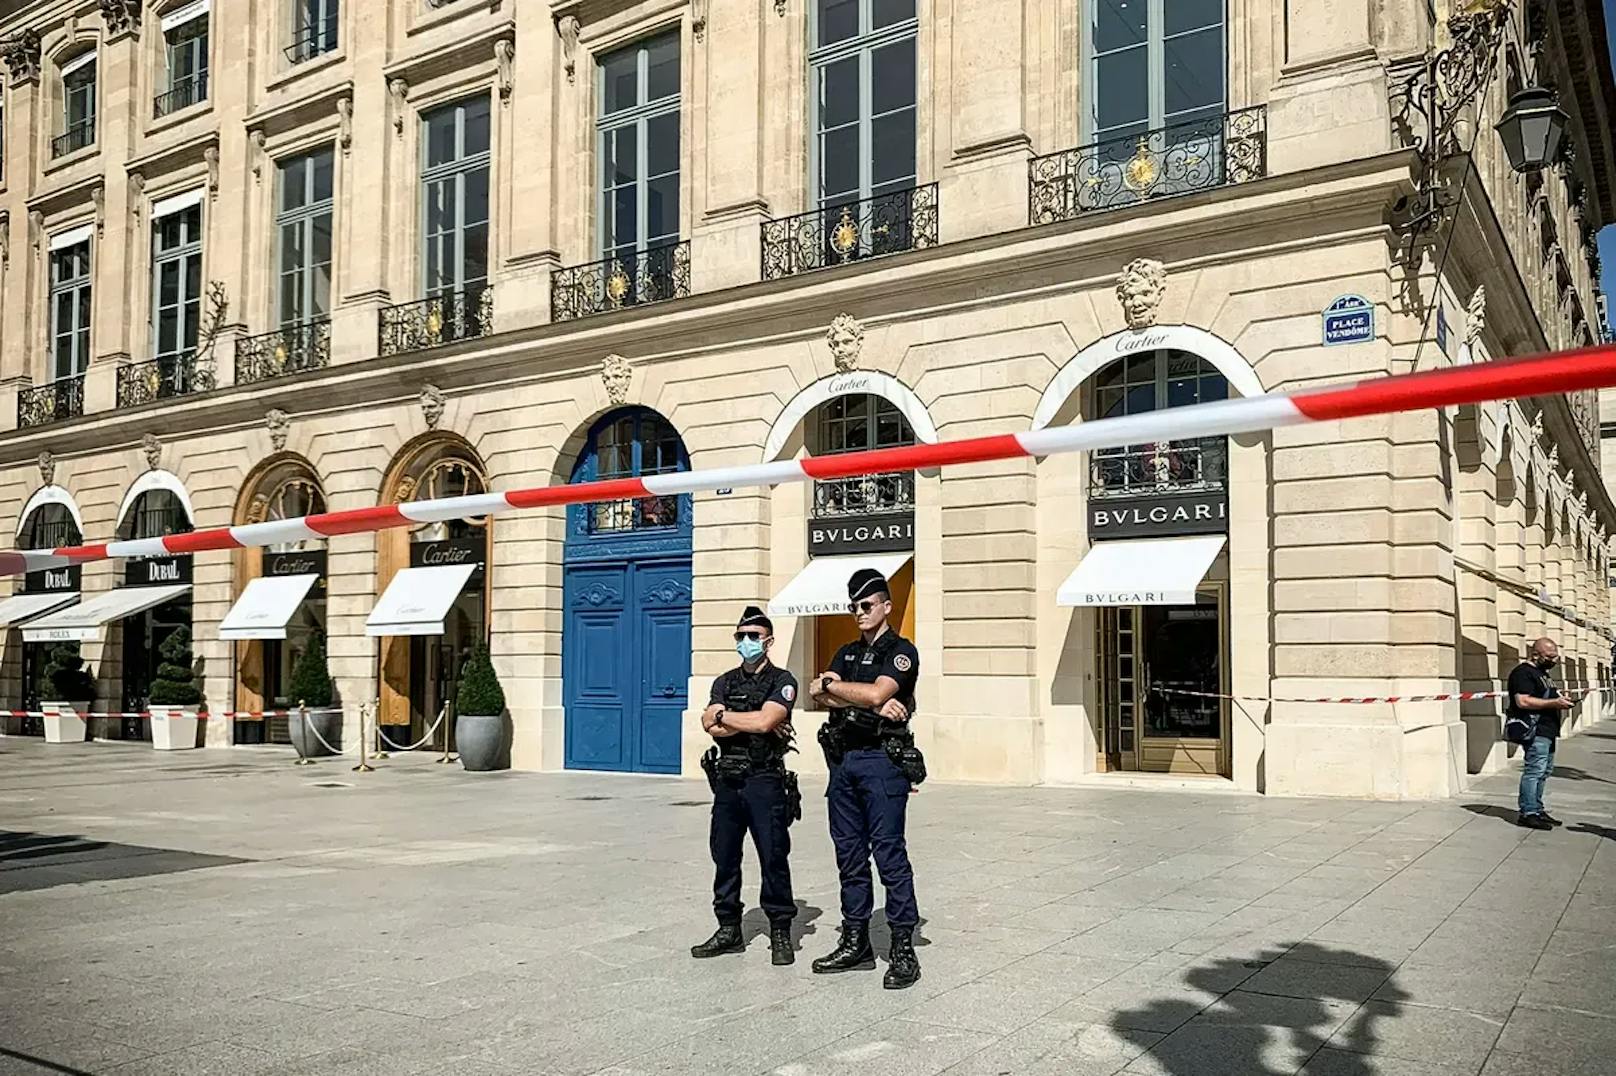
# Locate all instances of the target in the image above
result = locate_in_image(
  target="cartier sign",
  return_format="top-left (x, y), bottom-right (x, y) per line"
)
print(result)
top-left (809, 512), bottom-right (915, 556)
top-left (1089, 491), bottom-right (1228, 540)
top-left (410, 537), bottom-right (485, 580)
top-left (125, 554), bottom-right (193, 587)
top-left (25, 563), bottom-right (80, 594)
top-left (264, 550), bottom-right (327, 595)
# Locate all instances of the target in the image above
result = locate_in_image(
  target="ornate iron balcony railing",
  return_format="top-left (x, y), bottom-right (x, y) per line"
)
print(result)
top-left (1030, 106), bottom-right (1268, 226)
top-left (1089, 438), bottom-right (1227, 501)
top-left (586, 495), bottom-right (682, 534)
top-left (552, 241), bottom-right (692, 323)
top-left (812, 473), bottom-right (916, 518)
top-left (284, 19), bottom-right (338, 64)
top-left (378, 286), bottom-right (493, 357)
top-left (153, 73), bottom-right (208, 118)
top-left (117, 353), bottom-right (214, 408)
top-left (761, 183), bottom-right (939, 280)
top-left (50, 120), bottom-right (95, 159)
top-left (236, 320), bottom-right (331, 385)
top-left (17, 374), bottom-right (85, 429)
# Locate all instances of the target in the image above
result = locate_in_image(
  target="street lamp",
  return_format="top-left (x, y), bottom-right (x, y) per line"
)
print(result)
top-left (1495, 86), bottom-right (1569, 174)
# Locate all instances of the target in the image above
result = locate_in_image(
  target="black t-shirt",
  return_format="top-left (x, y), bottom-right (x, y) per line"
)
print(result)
top-left (829, 629), bottom-right (920, 718)
top-left (709, 661), bottom-right (799, 757)
top-left (1507, 662), bottom-right (1561, 739)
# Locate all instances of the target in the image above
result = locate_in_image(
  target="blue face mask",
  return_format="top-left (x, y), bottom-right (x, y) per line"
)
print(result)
top-left (736, 637), bottom-right (766, 663)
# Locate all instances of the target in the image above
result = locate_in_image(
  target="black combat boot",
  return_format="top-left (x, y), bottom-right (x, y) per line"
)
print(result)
top-left (690, 923), bottom-right (745, 958)
top-left (811, 921), bottom-right (875, 973)
top-left (883, 927), bottom-right (921, 990)
top-left (770, 923), bottom-right (795, 966)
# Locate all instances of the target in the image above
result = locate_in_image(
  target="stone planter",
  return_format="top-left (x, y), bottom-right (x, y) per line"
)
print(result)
top-left (456, 712), bottom-right (510, 772)
top-left (289, 708), bottom-right (340, 759)
top-left (150, 707), bottom-right (202, 750)
top-left (42, 701), bottom-right (90, 744)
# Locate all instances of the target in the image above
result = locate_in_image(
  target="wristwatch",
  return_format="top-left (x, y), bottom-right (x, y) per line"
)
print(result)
top-left (713, 709), bottom-right (726, 728)
top-left (820, 675), bottom-right (834, 696)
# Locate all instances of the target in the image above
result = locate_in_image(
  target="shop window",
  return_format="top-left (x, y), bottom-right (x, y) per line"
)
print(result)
top-left (53, 52), bottom-right (97, 158)
top-left (410, 458), bottom-right (487, 543)
top-left (49, 240), bottom-right (92, 381)
top-left (278, 148), bottom-right (335, 326)
top-left (124, 489), bottom-right (191, 541)
top-left (23, 503), bottom-right (78, 550)
top-left (588, 410), bottom-right (683, 533)
top-left (156, 6), bottom-right (209, 116)
top-left (421, 96), bottom-right (490, 302)
top-left (598, 33), bottom-right (681, 262)
top-left (812, 393), bottom-right (915, 517)
top-left (1088, 349), bottom-right (1226, 499)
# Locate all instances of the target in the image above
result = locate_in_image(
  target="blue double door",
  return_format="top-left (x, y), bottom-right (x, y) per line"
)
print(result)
top-left (562, 407), bottom-right (694, 774)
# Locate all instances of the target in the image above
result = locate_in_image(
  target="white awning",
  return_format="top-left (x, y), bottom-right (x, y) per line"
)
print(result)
top-left (1056, 536), bottom-right (1226, 607)
top-left (219, 574), bottom-right (318, 641)
top-left (22, 584), bottom-right (191, 642)
top-left (366, 565), bottom-right (476, 637)
top-left (59, 51), bottom-right (95, 78)
top-left (161, 0), bottom-right (210, 31)
top-left (767, 553), bottom-right (913, 618)
top-left (0, 592), bottom-right (79, 628)
top-left (151, 189), bottom-right (205, 220)
top-left (48, 224), bottom-right (93, 252)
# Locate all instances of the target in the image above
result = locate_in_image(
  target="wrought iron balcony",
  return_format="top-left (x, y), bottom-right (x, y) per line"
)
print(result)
top-left (379, 287), bottom-right (492, 357)
top-left (761, 184), bottom-right (939, 281)
top-left (153, 73), bottom-right (208, 118)
top-left (812, 473), bottom-right (915, 519)
top-left (50, 120), bottom-right (95, 159)
top-left (284, 19), bottom-right (338, 64)
top-left (552, 241), bottom-right (692, 323)
top-left (1030, 106), bottom-right (1267, 226)
top-left (1089, 438), bottom-right (1227, 501)
top-left (117, 353), bottom-right (215, 408)
top-left (17, 374), bottom-right (85, 429)
top-left (586, 495), bottom-right (682, 534)
top-left (236, 320), bottom-right (331, 385)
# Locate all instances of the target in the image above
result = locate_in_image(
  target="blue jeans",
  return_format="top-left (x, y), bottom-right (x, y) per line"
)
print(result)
top-left (1518, 735), bottom-right (1556, 816)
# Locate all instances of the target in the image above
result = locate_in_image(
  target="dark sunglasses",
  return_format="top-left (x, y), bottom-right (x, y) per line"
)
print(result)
top-left (733, 631), bottom-right (769, 642)
top-left (848, 599), bottom-right (887, 615)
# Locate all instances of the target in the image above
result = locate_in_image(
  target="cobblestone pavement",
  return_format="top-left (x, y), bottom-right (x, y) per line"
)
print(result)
top-left (3, 727), bottom-right (1616, 1076)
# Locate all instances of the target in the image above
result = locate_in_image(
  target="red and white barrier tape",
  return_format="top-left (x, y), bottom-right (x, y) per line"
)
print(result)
top-left (1160, 686), bottom-right (1608, 704)
top-left (4, 344), bottom-right (1616, 576)
top-left (5, 708), bottom-right (342, 719)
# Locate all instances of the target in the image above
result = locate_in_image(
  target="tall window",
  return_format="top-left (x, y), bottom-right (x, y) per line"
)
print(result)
top-left (810, 0), bottom-right (916, 210)
top-left (277, 149), bottom-right (334, 326)
top-left (152, 205), bottom-right (203, 365)
top-left (421, 96), bottom-right (490, 299)
top-left (49, 240), bottom-right (92, 381)
top-left (588, 409), bottom-right (683, 533)
top-left (126, 489), bottom-right (191, 541)
top-left (1088, 0), bottom-right (1225, 145)
top-left (56, 54), bottom-right (96, 156)
top-left (813, 394), bottom-right (915, 517)
top-left (597, 33), bottom-right (680, 262)
top-left (288, 0), bottom-right (339, 63)
top-left (157, 8), bottom-right (209, 116)
top-left (1089, 349), bottom-right (1227, 498)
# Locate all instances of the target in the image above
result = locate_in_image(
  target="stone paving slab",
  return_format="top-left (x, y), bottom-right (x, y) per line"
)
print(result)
top-left (4, 726), bottom-right (1616, 1075)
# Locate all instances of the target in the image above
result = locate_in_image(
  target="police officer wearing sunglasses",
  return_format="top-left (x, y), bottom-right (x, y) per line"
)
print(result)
top-left (691, 606), bottom-right (802, 965)
top-left (810, 568), bottom-right (924, 989)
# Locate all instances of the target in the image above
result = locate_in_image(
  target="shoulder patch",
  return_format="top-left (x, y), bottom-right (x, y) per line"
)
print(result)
top-left (893, 654), bottom-right (913, 672)
top-left (781, 684), bottom-right (796, 703)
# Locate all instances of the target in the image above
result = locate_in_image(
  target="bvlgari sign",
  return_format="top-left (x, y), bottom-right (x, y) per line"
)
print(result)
top-left (809, 512), bottom-right (915, 556)
top-left (1090, 490), bottom-right (1228, 540)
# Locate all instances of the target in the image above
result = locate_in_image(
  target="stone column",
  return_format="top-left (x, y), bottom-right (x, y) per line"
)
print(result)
top-left (1267, 0), bottom-right (1395, 174)
top-left (1454, 406), bottom-right (1500, 775)
top-left (497, 18), bottom-right (559, 332)
top-left (330, 28), bottom-right (392, 367)
top-left (690, 0), bottom-right (769, 293)
top-left (937, 0), bottom-right (1032, 242)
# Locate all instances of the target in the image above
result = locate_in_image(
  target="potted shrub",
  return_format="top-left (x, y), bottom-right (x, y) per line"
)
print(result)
top-left (455, 644), bottom-right (509, 772)
top-left (147, 628), bottom-right (203, 750)
top-left (286, 634), bottom-right (339, 759)
top-left (41, 641), bottom-right (95, 744)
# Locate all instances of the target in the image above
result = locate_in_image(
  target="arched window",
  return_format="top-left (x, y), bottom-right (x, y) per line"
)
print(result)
top-left (410, 456), bottom-right (486, 543)
top-left (812, 393), bottom-right (915, 517)
top-left (1088, 349), bottom-right (1227, 498)
top-left (23, 502), bottom-right (81, 549)
top-left (252, 470), bottom-right (326, 551)
top-left (584, 409), bottom-right (685, 533)
top-left (121, 489), bottom-right (191, 540)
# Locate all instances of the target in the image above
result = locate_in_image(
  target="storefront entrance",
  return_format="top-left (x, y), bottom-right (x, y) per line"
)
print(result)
top-left (1097, 588), bottom-right (1227, 775)
top-left (402, 584), bottom-right (484, 753)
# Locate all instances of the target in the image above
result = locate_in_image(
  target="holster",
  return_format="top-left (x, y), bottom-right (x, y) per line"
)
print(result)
top-left (714, 753), bottom-right (755, 786)
top-left (883, 731), bottom-right (928, 787)
top-left (783, 770), bottom-right (802, 824)
top-left (699, 747), bottom-right (719, 794)
top-left (817, 721), bottom-right (844, 766)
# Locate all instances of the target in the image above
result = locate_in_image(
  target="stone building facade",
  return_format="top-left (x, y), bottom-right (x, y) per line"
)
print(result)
top-left (0, 0), bottom-right (1611, 798)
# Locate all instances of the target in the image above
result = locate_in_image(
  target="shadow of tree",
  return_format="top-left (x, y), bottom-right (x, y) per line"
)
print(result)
top-left (1551, 765), bottom-right (1614, 784)
top-left (1111, 943), bottom-right (1408, 1076)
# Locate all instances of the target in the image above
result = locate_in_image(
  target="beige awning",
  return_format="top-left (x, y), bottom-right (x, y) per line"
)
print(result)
top-left (22, 585), bottom-right (191, 642)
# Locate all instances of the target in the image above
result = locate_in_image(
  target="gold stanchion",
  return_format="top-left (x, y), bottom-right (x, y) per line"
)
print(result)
top-left (435, 703), bottom-right (455, 764)
top-left (373, 696), bottom-right (391, 759)
top-left (352, 701), bottom-right (375, 773)
top-left (293, 701), bottom-right (316, 765)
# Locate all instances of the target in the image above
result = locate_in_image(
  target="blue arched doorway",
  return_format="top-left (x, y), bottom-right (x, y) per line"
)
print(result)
top-left (562, 407), bottom-right (693, 773)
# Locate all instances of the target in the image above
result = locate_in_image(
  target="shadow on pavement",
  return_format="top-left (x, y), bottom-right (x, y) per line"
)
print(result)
top-left (0, 1046), bottom-right (95, 1075)
top-left (1567, 822), bottom-right (1616, 841)
top-left (741, 900), bottom-right (823, 947)
top-left (1461, 803), bottom-right (1519, 824)
top-left (0, 829), bottom-right (244, 895)
top-left (1551, 765), bottom-right (1614, 784)
top-left (1113, 943), bottom-right (1408, 1076)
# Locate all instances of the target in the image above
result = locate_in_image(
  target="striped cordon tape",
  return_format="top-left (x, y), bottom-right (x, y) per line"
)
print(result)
top-left (4, 343), bottom-right (1616, 576)
top-left (7, 708), bottom-right (344, 719)
top-left (1161, 686), bottom-right (1607, 705)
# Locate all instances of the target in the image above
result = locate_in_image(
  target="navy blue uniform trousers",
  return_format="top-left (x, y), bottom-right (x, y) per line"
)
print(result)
top-left (711, 771), bottom-right (795, 926)
top-left (827, 748), bottom-right (919, 928)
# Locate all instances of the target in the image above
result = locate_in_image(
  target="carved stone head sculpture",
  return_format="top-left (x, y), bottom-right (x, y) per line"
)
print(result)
top-left (1116, 258), bottom-right (1168, 331)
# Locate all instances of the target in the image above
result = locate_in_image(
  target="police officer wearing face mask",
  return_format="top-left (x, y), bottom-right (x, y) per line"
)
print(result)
top-left (691, 606), bottom-right (803, 965)
top-left (810, 568), bottom-right (925, 989)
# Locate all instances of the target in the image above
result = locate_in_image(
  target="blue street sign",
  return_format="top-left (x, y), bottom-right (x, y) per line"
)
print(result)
top-left (1436, 304), bottom-right (1450, 354)
top-left (1322, 295), bottom-right (1374, 347)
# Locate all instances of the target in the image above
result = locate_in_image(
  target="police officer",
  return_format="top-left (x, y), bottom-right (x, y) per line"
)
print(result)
top-left (809, 568), bottom-right (923, 989)
top-left (690, 606), bottom-right (802, 965)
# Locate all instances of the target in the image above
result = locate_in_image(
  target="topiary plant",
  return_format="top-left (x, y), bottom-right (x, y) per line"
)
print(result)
top-left (147, 627), bottom-right (202, 707)
top-left (286, 632), bottom-right (333, 708)
top-left (456, 644), bottom-right (506, 717)
top-left (43, 641), bottom-right (96, 702)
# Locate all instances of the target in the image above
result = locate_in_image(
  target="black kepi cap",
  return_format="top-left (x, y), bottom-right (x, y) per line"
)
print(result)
top-left (847, 568), bottom-right (889, 602)
top-left (738, 605), bottom-right (773, 634)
